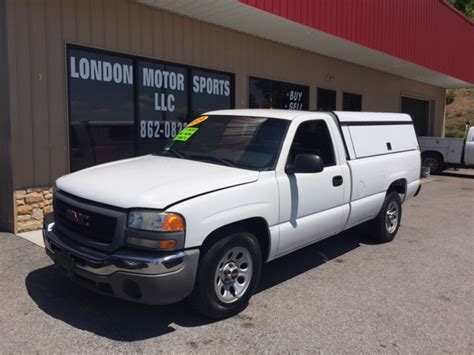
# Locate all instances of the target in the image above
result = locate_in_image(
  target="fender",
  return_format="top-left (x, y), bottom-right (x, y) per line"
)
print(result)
top-left (169, 172), bottom-right (280, 251)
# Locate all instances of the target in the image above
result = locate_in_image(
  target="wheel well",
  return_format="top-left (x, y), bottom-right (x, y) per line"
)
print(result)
top-left (201, 218), bottom-right (271, 262)
top-left (387, 179), bottom-right (407, 195)
top-left (422, 150), bottom-right (444, 164)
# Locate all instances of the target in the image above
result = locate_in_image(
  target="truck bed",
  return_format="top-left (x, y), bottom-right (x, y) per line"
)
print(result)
top-left (418, 136), bottom-right (464, 164)
top-left (331, 111), bottom-right (421, 230)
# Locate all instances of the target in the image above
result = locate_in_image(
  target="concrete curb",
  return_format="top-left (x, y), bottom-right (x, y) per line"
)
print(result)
top-left (17, 230), bottom-right (44, 248)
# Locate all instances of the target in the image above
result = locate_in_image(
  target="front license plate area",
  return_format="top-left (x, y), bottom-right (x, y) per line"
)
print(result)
top-left (55, 250), bottom-right (75, 278)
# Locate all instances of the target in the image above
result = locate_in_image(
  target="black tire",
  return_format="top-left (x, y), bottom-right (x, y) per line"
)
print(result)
top-left (369, 192), bottom-right (402, 243)
top-left (189, 232), bottom-right (262, 319)
top-left (422, 152), bottom-right (444, 175)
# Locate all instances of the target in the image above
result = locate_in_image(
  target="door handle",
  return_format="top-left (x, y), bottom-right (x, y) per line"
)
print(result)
top-left (332, 175), bottom-right (343, 187)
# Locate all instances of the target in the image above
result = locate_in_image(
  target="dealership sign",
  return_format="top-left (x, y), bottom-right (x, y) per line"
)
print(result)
top-left (67, 45), bottom-right (234, 171)
top-left (68, 45), bottom-right (234, 141)
top-left (69, 56), bottom-right (134, 84)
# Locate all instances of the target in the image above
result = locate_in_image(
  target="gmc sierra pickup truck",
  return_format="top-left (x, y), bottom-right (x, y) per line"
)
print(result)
top-left (43, 109), bottom-right (421, 319)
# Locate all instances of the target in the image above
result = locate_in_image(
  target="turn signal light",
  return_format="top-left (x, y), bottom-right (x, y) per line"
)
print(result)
top-left (159, 240), bottom-right (177, 249)
top-left (162, 214), bottom-right (185, 232)
top-left (126, 237), bottom-right (177, 250)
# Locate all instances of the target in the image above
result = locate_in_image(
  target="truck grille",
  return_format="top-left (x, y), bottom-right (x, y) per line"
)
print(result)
top-left (54, 197), bottom-right (117, 244)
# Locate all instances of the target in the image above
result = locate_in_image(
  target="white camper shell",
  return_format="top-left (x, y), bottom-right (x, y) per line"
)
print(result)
top-left (337, 112), bottom-right (418, 159)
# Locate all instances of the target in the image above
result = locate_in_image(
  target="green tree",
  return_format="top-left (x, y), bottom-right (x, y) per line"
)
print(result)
top-left (449, 0), bottom-right (474, 19)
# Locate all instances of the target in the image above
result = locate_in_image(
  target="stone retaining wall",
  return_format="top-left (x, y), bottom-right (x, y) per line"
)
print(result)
top-left (15, 187), bottom-right (53, 232)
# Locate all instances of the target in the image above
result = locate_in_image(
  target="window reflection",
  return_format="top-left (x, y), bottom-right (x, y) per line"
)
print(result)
top-left (68, 45), bottom-right (235, 171)
top-left (68, 48), bottom-right (134, 172)
top-left (164, 115), bottom-right (289, 170)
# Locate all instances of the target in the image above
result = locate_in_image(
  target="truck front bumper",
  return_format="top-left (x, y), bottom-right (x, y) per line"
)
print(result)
top-left (42, 217), bottom-right (199, 305)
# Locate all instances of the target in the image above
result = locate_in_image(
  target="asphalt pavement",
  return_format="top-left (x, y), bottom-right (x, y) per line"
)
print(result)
top-left (0, 170), bottom-right (473, 353)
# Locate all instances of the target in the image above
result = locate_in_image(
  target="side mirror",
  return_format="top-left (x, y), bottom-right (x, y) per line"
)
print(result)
top-left (286, 153), bottom-right (324, 174)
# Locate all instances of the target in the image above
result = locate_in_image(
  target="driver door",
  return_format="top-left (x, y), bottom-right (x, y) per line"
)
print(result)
top-left (276, 119), bottom-right (346, 256)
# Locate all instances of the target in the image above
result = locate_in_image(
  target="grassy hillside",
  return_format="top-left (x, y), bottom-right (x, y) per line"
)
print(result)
top-left (445, 88), bottom-right (474, 138)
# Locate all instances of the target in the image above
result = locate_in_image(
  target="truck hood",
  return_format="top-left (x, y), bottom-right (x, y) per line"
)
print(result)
top-left (56, 155), bottom-right (259, 209)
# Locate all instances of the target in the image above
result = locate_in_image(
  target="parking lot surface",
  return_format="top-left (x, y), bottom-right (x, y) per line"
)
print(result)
top-left (1, 171), bottom-right (473, 353)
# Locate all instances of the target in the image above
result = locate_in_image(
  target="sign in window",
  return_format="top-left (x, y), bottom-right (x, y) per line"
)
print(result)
top-left (67, 45), bottom-right (234, 170)
top-left (249, 77), bottom-right (309, 110)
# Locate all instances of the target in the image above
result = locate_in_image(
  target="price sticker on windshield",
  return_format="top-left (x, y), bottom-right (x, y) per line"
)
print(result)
top-left (174, 127), bottom-right (198, 141)
top-left (187, 115), bottom-right (208, 127)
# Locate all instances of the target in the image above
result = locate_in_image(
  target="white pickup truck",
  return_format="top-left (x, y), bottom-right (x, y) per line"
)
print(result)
top-left (419, 126), bottom-right (474, 174)
top-left (43, 109), bottom-right (421, 319)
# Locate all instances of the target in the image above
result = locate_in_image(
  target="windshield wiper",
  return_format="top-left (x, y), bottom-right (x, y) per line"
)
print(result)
top-left (154, 148), bottom-right (187, 159)
top-left (190, 154), bottom-right (237, 168)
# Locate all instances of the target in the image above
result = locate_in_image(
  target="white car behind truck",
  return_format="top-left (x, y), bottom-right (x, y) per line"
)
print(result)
top-left (419, 126), bottom-right (474, 174)
top-left (43, 109), bottom-right (421, 319)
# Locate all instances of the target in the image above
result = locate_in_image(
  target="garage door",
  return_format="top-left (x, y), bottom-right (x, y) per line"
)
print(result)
top-left (401, 96), bottom-right (430, 136)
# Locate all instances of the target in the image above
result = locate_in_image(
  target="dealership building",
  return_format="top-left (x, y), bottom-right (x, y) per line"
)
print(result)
top-left (0, 0), bottom-right (473, 233)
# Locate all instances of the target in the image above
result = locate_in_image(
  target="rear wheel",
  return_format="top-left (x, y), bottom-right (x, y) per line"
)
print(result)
top-left (422, 152), bottom-right (444, 175)
top-left (369, 192), bottom-right (402, 243)
top-left (189, 232), bottom-right (262, 319)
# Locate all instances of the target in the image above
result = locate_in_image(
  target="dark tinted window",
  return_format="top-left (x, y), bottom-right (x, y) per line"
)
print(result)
top-left (68, 48), bottom-right (135, 172)
top-left (249, 77), bottom-right (309, 110)
top-left (317, 88), bottom-right (337, 111)
top-left (67, 45), bottom-right (235, 171)
top-left (249, 78), bottom-right (272, 108)
top-left (343, 92), bottom-right (362, 111)
top-left (288, 120), bottom-right (336, 167)
top-left (160, 115), bottom-right (289, 170)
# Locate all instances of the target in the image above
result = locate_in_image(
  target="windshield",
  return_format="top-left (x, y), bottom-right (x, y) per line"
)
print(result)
top-left (156, 115), bottom-right (289, 170)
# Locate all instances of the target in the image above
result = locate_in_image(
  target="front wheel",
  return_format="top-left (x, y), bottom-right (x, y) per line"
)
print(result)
top-left (189, 232), bottom-right (262, 319)
top-left (369, 192), bottom-right (402, 243)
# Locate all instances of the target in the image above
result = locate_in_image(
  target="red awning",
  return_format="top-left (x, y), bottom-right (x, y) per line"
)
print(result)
top-left (138, 0), bottom-right (474, 88)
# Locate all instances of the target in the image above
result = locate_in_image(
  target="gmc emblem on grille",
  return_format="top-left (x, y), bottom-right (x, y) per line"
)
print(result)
top-left (66, 209), bottom-right (90, 227)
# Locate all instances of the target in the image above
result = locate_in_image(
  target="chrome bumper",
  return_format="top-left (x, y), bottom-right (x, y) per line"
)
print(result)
top-left (43, 221), bottom-right (186, 276)
top-left (43, 218), bottom-right (199, 305)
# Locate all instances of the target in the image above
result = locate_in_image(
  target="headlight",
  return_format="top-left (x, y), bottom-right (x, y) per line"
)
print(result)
top-left (127, 211), bottom-right (185, 232)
